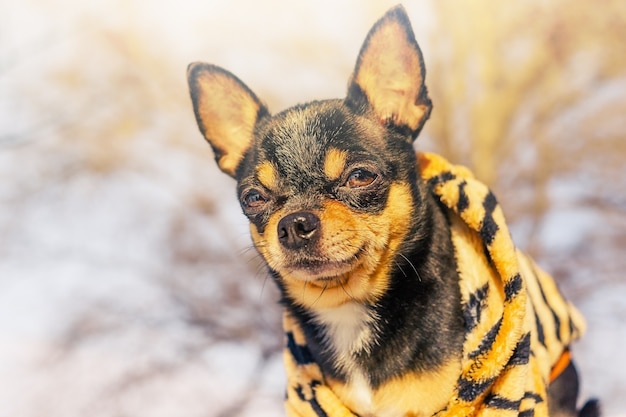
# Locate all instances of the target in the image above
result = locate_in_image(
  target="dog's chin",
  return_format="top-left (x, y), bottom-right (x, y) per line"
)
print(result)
top-left (281, 258), bottom-right (358, 286)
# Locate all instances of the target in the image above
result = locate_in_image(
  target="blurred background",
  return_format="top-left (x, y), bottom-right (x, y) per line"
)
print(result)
top-left (1, 0), bottom-right (625, 416)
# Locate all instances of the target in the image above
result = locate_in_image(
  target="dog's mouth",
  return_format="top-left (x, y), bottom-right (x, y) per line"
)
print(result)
top-left (281, 250), bottom-right (364, 284)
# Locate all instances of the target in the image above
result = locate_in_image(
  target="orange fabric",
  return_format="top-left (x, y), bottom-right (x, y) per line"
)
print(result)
top-left (549, 350), bottom-right (572, 383)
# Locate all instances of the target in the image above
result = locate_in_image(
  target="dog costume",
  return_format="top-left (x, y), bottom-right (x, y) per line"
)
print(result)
top-left (283, 152), bottom-right (585, 417)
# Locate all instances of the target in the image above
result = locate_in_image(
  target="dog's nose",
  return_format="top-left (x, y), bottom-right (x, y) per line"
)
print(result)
top-left (277, 211), bottom-right (320, 250)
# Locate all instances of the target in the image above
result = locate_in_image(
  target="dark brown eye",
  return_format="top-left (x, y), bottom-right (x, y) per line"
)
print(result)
top-left (346, 168), bottom-right (377, 188)
top-left (242, 189), bottom-right (267, 209)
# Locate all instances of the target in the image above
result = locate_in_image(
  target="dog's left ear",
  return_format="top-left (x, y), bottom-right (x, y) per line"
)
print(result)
top-left (187, 63), bottom-right (269, 177)
top-left (346, 5), bottom-right (432, 140)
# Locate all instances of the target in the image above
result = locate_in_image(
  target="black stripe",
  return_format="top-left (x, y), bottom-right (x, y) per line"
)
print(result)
top-left (286, 332), bottom-right (315, 365)
top-left (479, 191), bottom-right (499, 245)
top-left (293, 382), bottom-right (329, 417)
top-left (483, 244), bottom-right (494, 267)
top-left (308, 381), bottom-right (329, 417)
top-left (462, 283), bottom-right (489, 331)
top-left (523, 391), bottom-right (544, 404)
top-left (484, 393), bottom-right (521, 410)
top-left (457, 180), bottom-right (470, 213)
top-left (483, 189), bottom-right (498, 212)
top-left (457, 376), bottom-right (495, 402)
top-left (534, 310), bottom-right (546, 347)
top-left (468, 317), bottom-right (502, 359)
top-left (294, 384), bottom-right (306, 400)
top-left (427, 171), bottom-right (456, 188)
top-left (508, 332), bottom-right (531, 366)
top-left (531, 265), bottom-right (562, 343)
top-left (519, 392), bottom-right (543, 417)
top-left (568, 315), bottom-right (576, 338)
top-left (504, 273), bottom-right (523, 302)
top-left (552, 306), bottom-right (562, 342)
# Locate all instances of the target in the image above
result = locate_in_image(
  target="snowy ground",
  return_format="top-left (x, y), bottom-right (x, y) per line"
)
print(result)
top-left (1, 1), bottom-right (624, 416)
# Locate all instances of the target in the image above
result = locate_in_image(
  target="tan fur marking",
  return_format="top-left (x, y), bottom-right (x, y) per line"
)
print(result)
top-left (257, 161), bottom-right (278, 190)
top-left (323, 148), bottom-right (348, 181)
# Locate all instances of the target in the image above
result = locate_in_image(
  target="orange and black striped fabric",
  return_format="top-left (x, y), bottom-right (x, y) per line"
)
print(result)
top-left (283, 152), bottom-right (585, 417)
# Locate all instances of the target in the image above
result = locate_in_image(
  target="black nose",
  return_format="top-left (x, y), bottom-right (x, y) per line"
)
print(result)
top-left (277, 211), bottom-right (320, 250)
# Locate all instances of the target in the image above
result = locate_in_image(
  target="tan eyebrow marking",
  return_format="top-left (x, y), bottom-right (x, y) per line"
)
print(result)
top-left (324, 148), bottom-right (348, 181)
top-left (256, 161), bottom-right (278, 190)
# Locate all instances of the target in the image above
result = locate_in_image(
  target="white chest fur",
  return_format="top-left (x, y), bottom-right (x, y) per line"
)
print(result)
top-left (312, 302), bottom-right (378, 410)
top-left (312, 301), bottom-right (378, 374)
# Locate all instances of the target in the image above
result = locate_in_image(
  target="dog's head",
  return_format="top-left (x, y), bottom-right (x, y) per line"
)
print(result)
top-left (188, 6), bottom-right (432, 309)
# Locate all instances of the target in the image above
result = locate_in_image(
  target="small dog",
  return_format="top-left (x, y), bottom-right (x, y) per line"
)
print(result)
top-left (187, 5), bottom-right (598, 417)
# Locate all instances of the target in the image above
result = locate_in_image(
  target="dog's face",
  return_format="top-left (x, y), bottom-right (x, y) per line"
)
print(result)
top-left (188, 6), bottom-right (432, 309)
top-left (235, 102), bottom-right (421, 309)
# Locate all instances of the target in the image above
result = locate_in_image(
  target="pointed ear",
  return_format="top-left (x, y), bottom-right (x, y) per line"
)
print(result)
top-left (187, 63), bottom-right (269, 177)
top-left (347, 5), bottom-right (432, 140)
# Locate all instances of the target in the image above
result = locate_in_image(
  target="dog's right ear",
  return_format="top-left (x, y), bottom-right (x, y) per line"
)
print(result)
top-left (187, 63), bottom-right (269, 177)
top-left (346, 5), bottom-right (432, 140)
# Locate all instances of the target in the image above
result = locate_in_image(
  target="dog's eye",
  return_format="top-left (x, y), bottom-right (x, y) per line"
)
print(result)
top-left (242, 189), bottom-right (267, 209)
top-left (346, 169), bottom-right (377, 188)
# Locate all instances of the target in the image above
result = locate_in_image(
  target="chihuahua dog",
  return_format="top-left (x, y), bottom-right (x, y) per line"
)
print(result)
top-left (187, 5), bottom-right (597, 417)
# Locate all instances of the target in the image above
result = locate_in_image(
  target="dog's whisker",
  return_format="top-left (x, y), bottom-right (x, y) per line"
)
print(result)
top-left (398, 253), bottom-right (421, 282)
top-left (310, 281), bottom-right (329, 307)
top-left (394, 260), bottom-right (408, 278)
top-left (339, 280), bottom-right (357, 303)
